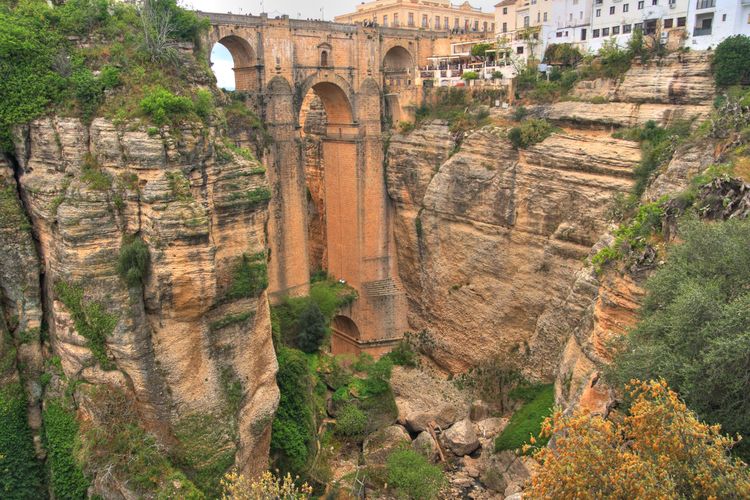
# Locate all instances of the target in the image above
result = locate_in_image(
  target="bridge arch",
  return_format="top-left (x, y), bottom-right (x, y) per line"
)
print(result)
top-left (382, 45), bottom-right (414, 71)
top-left (213, 35), bottom-right (258, 91)
top-left (296, 74), bottom-right (357, 130)
top-left (331, 315), bottom-right (362, 355)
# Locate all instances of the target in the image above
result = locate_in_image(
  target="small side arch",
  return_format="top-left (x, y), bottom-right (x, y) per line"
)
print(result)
top-left (214, 34), bottom-right (258, 91)
top-left (296, 74), bottom-right (357, 127)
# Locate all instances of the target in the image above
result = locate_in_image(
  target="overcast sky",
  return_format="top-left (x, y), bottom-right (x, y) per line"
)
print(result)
top-left (184, 0), bottom-right (497, 89)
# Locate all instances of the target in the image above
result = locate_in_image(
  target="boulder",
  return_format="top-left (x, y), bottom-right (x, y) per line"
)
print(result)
top-left (442, 419), bottom-right (480, 456)
top-left (390, 366), bottom-right (469, 433)
top-left (474, 417), bottom-right (507, 440)
top-left (412, 431), bottom-right (440, 463)
top-left (362, 425), bottom-right (411, 466)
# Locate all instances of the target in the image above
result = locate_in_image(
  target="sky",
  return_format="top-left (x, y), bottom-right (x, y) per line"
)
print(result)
top-left (183, 0), bottom-right (498, 89)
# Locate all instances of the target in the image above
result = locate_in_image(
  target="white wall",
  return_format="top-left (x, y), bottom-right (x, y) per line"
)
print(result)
top-left (687, 0), bottom-right (750, 50)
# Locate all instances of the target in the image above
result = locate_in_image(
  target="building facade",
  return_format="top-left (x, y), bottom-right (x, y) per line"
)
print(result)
top-left (334, 0), bottom-right (495, 32)
top-left (686, 0), bottom-right (750, 50)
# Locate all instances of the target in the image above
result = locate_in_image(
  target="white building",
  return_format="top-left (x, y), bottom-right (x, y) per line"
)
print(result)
top-left (587, 0), bottom-right (690, 52)
top-left (547, 0), bottom-right (595, 50)
top-left (686, 0), bottom-right (750, 49)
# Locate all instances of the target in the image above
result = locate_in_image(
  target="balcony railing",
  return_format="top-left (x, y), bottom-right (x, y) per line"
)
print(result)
top-left (696, 0), bottom-right (715, 8)
top-left (693, 27), bottom-right (712, 36)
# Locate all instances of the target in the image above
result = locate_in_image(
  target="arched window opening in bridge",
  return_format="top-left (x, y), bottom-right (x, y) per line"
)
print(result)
top-left (320, 50), bottom-right (329, 67)
top-left (211, 35), bottom-right (257, 92)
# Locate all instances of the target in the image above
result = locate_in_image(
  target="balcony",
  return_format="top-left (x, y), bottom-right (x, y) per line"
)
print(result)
top-left (696, 0), bottom-right (715, 8)
top-left (693, 27), bottom-right (712, 36)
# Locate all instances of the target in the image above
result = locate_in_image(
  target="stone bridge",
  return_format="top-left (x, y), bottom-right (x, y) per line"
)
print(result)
top-left (199, 12), bottom-right (469, 355)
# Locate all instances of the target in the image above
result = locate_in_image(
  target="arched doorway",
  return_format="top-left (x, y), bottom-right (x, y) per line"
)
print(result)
top-left (382, 46), bottom-right (415, 123)
top-left (383, 45), bottom-right (414, 72)
top-left (331, 315), bottom-right (361, 355)
top-left (211, 35), bottom-right (257, 91)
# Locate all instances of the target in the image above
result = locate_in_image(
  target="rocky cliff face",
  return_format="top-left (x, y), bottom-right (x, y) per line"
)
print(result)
top-left (387, 53), bottom-right (716, 382)
top-left (2, 114), bottom-right (278, 495)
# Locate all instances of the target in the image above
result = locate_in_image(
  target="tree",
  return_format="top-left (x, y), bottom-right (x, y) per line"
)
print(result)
top-left (296, 302), bottom-right (327, 353)
top-left (610, 217), bottom-right (750, 459)
top-left (527, 380), bottom-right (750, 498)
top-left (470, 42), bottom-right (493, 57)
top-left (712, 35), bottom-right (750, 87)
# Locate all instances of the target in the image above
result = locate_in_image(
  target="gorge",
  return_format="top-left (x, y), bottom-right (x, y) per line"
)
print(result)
top-left (1, 1), bottom-right (749, 498)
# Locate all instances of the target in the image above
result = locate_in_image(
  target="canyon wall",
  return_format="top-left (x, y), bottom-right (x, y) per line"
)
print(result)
top-left (2, 115), bottom-right (278, 495)
top-left (387, 51), bottom-right (716, 381)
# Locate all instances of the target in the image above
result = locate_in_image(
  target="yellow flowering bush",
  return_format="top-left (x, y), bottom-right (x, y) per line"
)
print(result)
top-left (221, 470), bottom-right (312, 500)
top-left (526, 380), bottom-right (750, 499)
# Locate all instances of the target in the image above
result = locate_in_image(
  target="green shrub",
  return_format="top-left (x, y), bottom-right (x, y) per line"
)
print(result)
top-left (245, 187), bottom-right (272, 205)
top-left (512, 106), bottom-right (528, 122)
top-left (296, 302), bottom-right (327, 354)
top-left (0, 383), bottom-right (44, 498)
top-left (117, 235), bottom-right (150, 287)
top-left (140, 86), bottom-right (194, 126)
top-left (598, 39), bottom-right (633, 79)
top-left (712, 35), bottom-right (750, 87)
top-left (271, 347), bottom-right (315, 476)
top-left (470, 42), bottom-right (493, 57)
top-left (99, 65), bottom-right (121, 89)
top-left (226, 252), bottom-right (268, 300)
top-left (610, 217), bottom-right (750, 460)
top-left (491, 70), bottom-right (503, 80)
top-left (494, 384), bottom-right (554, 452)
top-left (334, 404), bottom-right (367, 438)
top-left (71, 67), bottom-right (104, 121)
top-left (44, 400), bottom-right (89, 499)
top-left (386, 449), bottom-right (446, 499)
top-left (360, 357), bottom-right (393, 397)
top-left (54, 281), bottom-right (118, 370)
top-left (398, 120), bottom-right (415, 134)
top-left (194, 89), bottom-right (214, 120)
top-left (460, 71), bottom-right (479, 81)
top-left (385, 338), bottom-right (418, 367)
top-left (544, 43), bottom-right (583, 67)
top-left (508, 118), bottom-right (554, 149)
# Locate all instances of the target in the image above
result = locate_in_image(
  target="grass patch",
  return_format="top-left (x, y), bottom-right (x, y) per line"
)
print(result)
top-left (209, 310), bottom-right (255, 332)
top-left (494, 384), bottom-right (554, 452)
top-left (54, 281), bottom-right (118, 370)
top-left (225, 251), bottom-right (268, 301)
top-left (0, 382), bottom-right (44, 498)
top-left (44, 399), bottom-right (89, 499)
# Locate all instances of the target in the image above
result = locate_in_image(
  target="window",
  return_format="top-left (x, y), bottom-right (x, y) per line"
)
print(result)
top-left (593, 28), bottom-right (600, 37)
top-left (543, 12), bottom-right (547, 21)
top-left (596, 8), bottom-right (601, 16)
top-left (393, 13), bottom-right (399, 26)
top-left (320, 50), bottom-right (328, 66)
top-left (652, 0), bottom-right (657, 4)
top-left (664, 18), bottom-right (673, 28)
top-left (524, 15), bottom-right (529, 27)
top-left (537, 12), bottom-right (540, 22)
top-left (581, 28), bottom-right (587, 40)
top-left (473, 20), bottom-right (478, 31)
top-left (623, 23), bottom-right (632, 33)
top-left (722, 14), bottom-right (726, 22)
top-left (422, 14), bottom-right (428, 28)
top-left (638, 0), bottom-right (644, 8)
top-left (435, 16), bottom-right (440, 28)
top-left (502, 22), bottom-right (507, 32)
top-left (408, 12), bottom-right (414, 27)
top-left (483, 21), bottom-right (488, 31)
top-left (491, 23), bottom-right (495, 31)
top-left (454, 17), bottom-right (459, 28)
top-left (623, 3), bottom-right (629, 12)
top-left (613, 25), bottom-right (620, 34)
top-left (383, 15), bottom-right (388, 26)
top-left (516, 46), bottom-right (524, 54)
top-left (634, 22), bottom-right (643, 31)
top-left (610, 6), bottom-right (615, 14)
top-left (602, 27), bottom-right (610, 35)
top-left (580, 11), bottom-right (583, 18)
top-left (569, 12), bottom-right (573, 20)
top-left (677, 16), bottom-right (685, 26)
top-left (503, 7), bottom-right (508, 14)
top-left (445, 17), bottom-right (449, 28)
top-left (557, 31), bottom-right (563, 37)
